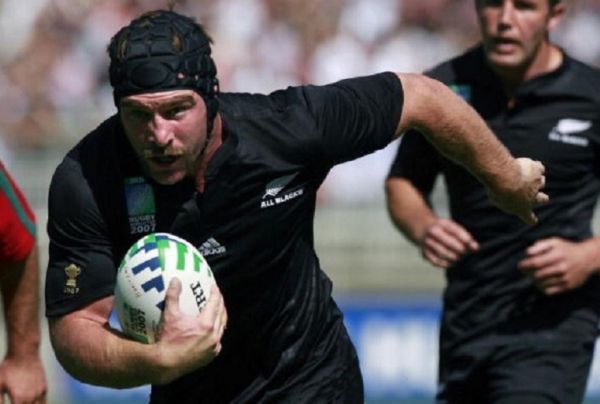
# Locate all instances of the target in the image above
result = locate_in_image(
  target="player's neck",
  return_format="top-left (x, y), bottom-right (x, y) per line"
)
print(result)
top-left (495, 42), bottom-right (563, 96)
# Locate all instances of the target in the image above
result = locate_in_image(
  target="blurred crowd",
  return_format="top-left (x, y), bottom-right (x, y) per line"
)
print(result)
top-left (0, 0), bottom-right (599, 150)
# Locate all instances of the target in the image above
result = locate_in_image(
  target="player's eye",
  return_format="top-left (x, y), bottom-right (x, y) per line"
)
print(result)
top-left (481, 0), bottom-right (503, 6)
top-left (514, 0), bottom-right (537, 10)
top-left (163, 105), bottom-right (189, 119)
top-left (126, 108), bottom-right (152, 121)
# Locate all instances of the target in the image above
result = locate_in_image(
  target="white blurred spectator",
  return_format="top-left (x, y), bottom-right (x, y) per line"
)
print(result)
top-left (556, 10), bottom-right (600, 66)
top-left (0, 0), bottom-right (49, 60)
top-left (339, 0), bottom-right (401, 46)
top-left (211, 0), bottom-right (268, 91)
top-left (0, 0), bottom-right (597, 166)
top-left (371, 27), bottom-right (461, 73)
top-left (309, 33), bottom-right (370, 85)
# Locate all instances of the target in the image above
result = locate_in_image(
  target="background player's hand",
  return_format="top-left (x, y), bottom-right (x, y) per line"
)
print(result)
top-left (420, 218), bottom-right (479, 268)
top-left (518, 237), bottom-right (599, 296)
top-left (487, 158), bottom-right (548, 224)
top-left (0, 355), bottom-right (46, 404)
top-left (155, 278), bottom-right (227, 384)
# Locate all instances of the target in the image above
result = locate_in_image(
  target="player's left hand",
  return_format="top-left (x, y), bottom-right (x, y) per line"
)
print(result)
top-left (0, 355), bottom-right (47, 404)
top-left (518, 237), bottom-right (599, 296)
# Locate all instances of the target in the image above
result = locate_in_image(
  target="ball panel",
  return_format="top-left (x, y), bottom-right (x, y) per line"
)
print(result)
top-left (114, 232), bottom-right (215, 343)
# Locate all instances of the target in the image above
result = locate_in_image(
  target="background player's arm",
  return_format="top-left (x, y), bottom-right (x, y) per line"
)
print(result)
top-left (0, 247), bottom-right (47, 403)
top-left (385, 177), bottom-right (478, 269)
top-left (394, 73), bottom-right (547, 224)
top-left (49, 281), bottom-right (227, 388)
top-left (385, 177), bottom-right (437, 246)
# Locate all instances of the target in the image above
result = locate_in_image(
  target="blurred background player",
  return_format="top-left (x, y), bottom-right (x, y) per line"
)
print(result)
top-left (0, 160), bottom-right (47, 404)
top-left (386, 0), bottom-right (600, 403)
top-left (44, 8), bottom-right (547, 404)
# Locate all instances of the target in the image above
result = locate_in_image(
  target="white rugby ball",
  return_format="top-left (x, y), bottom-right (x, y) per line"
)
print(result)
top-left (114, 232), bottom-right (215, 344)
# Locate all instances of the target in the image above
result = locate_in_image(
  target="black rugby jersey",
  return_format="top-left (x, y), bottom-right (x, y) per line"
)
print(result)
top-left (46, 72), bottom-right (403, 403)
top-left (389, 46), bottom-right (600, 349)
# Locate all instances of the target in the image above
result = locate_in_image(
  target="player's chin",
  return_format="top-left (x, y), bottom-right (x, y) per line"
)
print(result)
top-left (150, 170), bottom-right (187, 185)
top-left (487, 52), bottom-right (525, 69)
top-left (142, 162), bottom-right (186, 185)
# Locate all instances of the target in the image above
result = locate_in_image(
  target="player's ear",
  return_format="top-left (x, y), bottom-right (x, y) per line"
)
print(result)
top-left (547, 1), bottom-right (565, 33)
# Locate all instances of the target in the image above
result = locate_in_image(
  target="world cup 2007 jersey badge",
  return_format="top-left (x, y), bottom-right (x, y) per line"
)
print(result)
top-left (64, 264), bottom-right (81, 295)
top-left (124, 177), bottom-right (157, 235)
top-left (449, 84), bottom-right (472, 104)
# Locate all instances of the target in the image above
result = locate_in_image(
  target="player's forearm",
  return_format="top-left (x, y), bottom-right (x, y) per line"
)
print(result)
top-left (1, 248), bottom-right (42, 359)
top-left (49, 314), bottom-right (169, 388)
top-left (385, 177), bottom-right (436, 246)
top-left (396, 73), bottom-right (519, 193)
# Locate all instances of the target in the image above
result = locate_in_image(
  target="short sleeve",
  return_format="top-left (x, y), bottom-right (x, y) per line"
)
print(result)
top-left (304, 72), bottom-right (404, 166)
top-left (45, 157), bottom-right (116, 317)
top-left (0, 161), bottom-right (36, 264)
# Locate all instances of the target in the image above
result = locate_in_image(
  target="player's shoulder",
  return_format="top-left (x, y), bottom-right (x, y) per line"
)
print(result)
top-left (218, 84), bottom-right (325, 120)
top-left (0, 160), bottom-right (15, 188)
top-left (219, 91), bottom-right (276, 119)
top-left (220, 73), bottom-right (399, 118)
top-left (67, 115), bottom-right (121, 161)
top-left (52, 115), bottom-right (124, 190)
top-left (0, 160), bottom-right (35, 228)
top-left (563, 55), bottom-right (600, 94)
top-left (425, 46), bottom-right (484, 84)
top-left (565, 54), bottom-right (600, 77)
top-left (554, 54), bottom-right (600, 106)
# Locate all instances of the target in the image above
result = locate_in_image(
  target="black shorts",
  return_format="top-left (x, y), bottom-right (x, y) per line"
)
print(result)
top-left (150, 322), bottom-right (363, 404)
top-left (437, 312), bottom-right (599, 404)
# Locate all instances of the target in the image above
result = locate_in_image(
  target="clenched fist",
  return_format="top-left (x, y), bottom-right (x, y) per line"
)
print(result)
top-left (487, 157), bottom-right (549, 224)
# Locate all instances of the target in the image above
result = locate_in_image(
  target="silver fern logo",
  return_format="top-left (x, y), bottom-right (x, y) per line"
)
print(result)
top-left (261, 172), bottom-right (304, 209)
top-left (262, 173), bottom-right (298, 199)
top-left (548, 119), bottom-right (592, 147)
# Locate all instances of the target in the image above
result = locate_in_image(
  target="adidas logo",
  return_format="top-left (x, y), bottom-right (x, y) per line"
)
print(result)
top-left (548, 119), bottom-right (591, 147)
top-left (198, 238), bottom-right (226, 257)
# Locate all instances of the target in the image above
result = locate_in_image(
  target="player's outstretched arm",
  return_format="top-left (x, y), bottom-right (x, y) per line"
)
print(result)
top-left (0, 248), bottom-right (47, 403)
top-left (48, 281), bottom-right (227, 388)
top-left (394, 73), bottom-right (548, 224)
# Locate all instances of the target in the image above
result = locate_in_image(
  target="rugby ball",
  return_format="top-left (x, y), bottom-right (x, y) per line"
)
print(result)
top-left (114, 232), bottom-right (215, 344)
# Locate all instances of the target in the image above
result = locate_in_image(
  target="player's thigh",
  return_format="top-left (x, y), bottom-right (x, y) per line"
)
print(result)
top-left (488, 339), bottom-right (595, 404)
top-left (436, 344), bottom-right (491, 404)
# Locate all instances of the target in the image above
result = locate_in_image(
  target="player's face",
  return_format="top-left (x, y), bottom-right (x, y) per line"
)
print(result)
top-left (476, 0), bottom-right (563, 71)
top-left (120, 89), bottom-right (208, 185)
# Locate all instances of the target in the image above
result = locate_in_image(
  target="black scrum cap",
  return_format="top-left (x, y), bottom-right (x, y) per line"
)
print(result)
top-left (108, 10), bottom-right (219, 126)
